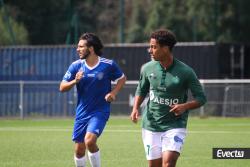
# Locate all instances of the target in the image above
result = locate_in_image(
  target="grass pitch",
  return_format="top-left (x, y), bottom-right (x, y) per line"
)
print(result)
top-left (0, 117), bottom-right (250, 167)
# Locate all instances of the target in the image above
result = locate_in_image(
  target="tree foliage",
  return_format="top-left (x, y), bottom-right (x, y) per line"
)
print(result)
top-left (126, 0), bottom-right (149, 43)
top-left (3, 0), bottom-right (250, 44)
top-left (0, 7), bottom-right (28, 45)
top-left (130, 0), bottom-right (250, 42)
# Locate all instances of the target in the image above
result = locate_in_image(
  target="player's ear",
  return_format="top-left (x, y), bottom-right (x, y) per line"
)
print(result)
top-left (162, 45), bottom-right (170, 53)
top-left (88, 46), bottom-right (94, 53)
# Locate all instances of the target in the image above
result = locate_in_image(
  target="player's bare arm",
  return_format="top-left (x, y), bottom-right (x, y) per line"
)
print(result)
top-left (130, 95), bottom-right (145, 123)
top-left (59, 71), bottom-right (83, 92)
top-left (105, 76), bottom-right (126, 102)
top-left (170, 100), bottom-right (201, 116)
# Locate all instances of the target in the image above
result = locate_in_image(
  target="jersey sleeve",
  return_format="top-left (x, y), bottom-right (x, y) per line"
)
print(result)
top-left (110, 61), bottom-right (124, 82)
top-left (62, 63), bottom-right (78, 82)
top-left (135, 65), bottom-right (150, 97)
top-left (187, 69), bottom-right (207, 106)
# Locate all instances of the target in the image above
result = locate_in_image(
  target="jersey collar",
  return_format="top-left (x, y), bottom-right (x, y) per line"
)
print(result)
top-left (83, 56), bottom-right (100, 70)
top-left (157, 58), bottom-right (176, 71)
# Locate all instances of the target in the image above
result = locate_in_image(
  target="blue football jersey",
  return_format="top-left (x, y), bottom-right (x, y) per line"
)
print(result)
top-left (62, 57), bottom-right (124, 122)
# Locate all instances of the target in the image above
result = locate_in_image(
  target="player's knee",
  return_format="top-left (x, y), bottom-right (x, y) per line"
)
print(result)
top-left (162, 159), bottom-right (177, 167)
top-left (85, 138), bottom-right (96, 148)
top-left (75, 146), bottom-right (85, 158)
top-left (75, 149), bottom-right (85, 158)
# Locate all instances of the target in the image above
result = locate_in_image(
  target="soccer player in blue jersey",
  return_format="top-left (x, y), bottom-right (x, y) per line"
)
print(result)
top-left (60, 33), bottom-right (126, 167)
top-left (131, 29), bottom-right (206, 167)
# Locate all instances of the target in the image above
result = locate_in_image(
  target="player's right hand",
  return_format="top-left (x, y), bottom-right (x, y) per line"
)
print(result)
top-left (75, 71), bottom-right (84, 83)
top-left (130, 109), bottom-right (139, 123)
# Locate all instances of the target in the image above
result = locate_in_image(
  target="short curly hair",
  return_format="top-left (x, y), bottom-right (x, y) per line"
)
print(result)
top-left (79, 33), bottom-right (104, 56)
top-left (150, 29), bottom-right (177, 51)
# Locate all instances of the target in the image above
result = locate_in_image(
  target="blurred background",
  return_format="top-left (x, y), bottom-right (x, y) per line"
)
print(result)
top-left (1, 0), bottom-right (250, 44)
top-left (1, 0), bottom-right (250, 118)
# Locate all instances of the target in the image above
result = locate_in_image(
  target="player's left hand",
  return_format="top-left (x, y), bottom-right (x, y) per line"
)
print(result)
top-left (169, 104), bottom-right (186, 116)
top-left (105, 93), bottom-right (116, 102)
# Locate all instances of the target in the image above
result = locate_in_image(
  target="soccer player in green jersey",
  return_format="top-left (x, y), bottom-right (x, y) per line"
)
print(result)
top-left (130, 29), bottom-right (206, 167)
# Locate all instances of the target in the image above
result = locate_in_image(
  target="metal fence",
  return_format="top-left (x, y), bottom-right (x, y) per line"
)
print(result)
top-left (0, 81), bottom-right (75, 118)
top-left (201, 79), bottom-right (250, 117)
top-left (0, 81), bottom-right (137, 119)
top-left (1, 80), bottom-right (250, 119)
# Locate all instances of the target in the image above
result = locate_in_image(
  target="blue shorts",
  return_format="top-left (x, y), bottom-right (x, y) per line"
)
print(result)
top-left (72, 111), bottom-right (108, 143)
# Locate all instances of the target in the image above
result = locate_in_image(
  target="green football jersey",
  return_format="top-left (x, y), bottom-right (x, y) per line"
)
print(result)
top-left (136, 58), bottom-right (206, 132)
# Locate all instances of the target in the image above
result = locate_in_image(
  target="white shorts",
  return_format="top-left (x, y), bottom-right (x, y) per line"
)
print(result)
top-left (142, 128), bottom-right (187, 160)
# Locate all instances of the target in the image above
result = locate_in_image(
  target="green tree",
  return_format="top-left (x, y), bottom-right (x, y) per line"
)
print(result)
top-left (95, 1), bottom-right (120, 43)
top-left (143, 0), bottom-right (250, 42)
top-left (6, 0), bottom-right (96, 44)
top-left (0, 7), bottom-right (28, 45)
top-left (144, 0), bottom-right (193, 42)
top-left (4, 0), bottom-right (250, 44)
top-left (187, 0), bottom-right (250, 42)
top-left (126, 0), bottom-right (149, 43)
top-left (216, 0), bottom-right (250, 42)
top-left (186, 0), bottom-right (216, 41)
top-left (6, 0), bottom-right (122, 44)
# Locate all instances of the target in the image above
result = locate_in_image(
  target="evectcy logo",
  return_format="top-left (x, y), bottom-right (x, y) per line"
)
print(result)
top-left (213, 148), bottom-right (250, 159)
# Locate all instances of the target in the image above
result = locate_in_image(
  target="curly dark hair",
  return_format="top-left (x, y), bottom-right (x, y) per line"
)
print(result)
top-left (79, 33), bottom-right (104, 56)
top-left (150, 29), bottom-right (177, 51)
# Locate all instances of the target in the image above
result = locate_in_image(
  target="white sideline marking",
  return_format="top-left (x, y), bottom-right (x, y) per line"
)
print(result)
top-left (188, 130), bottom-right (250, 134)
top-left (0, 128), bottom-right (250, 134)
top-left (0, 127), bottom-right (72, 132)
top-left (190, 123), bottom-right (250, 127)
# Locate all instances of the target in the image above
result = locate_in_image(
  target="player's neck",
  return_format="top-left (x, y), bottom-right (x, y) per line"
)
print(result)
top-left (85, 54), bottom-right (99, 67)
top-left (160, 54), bottom-right (173, 70)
